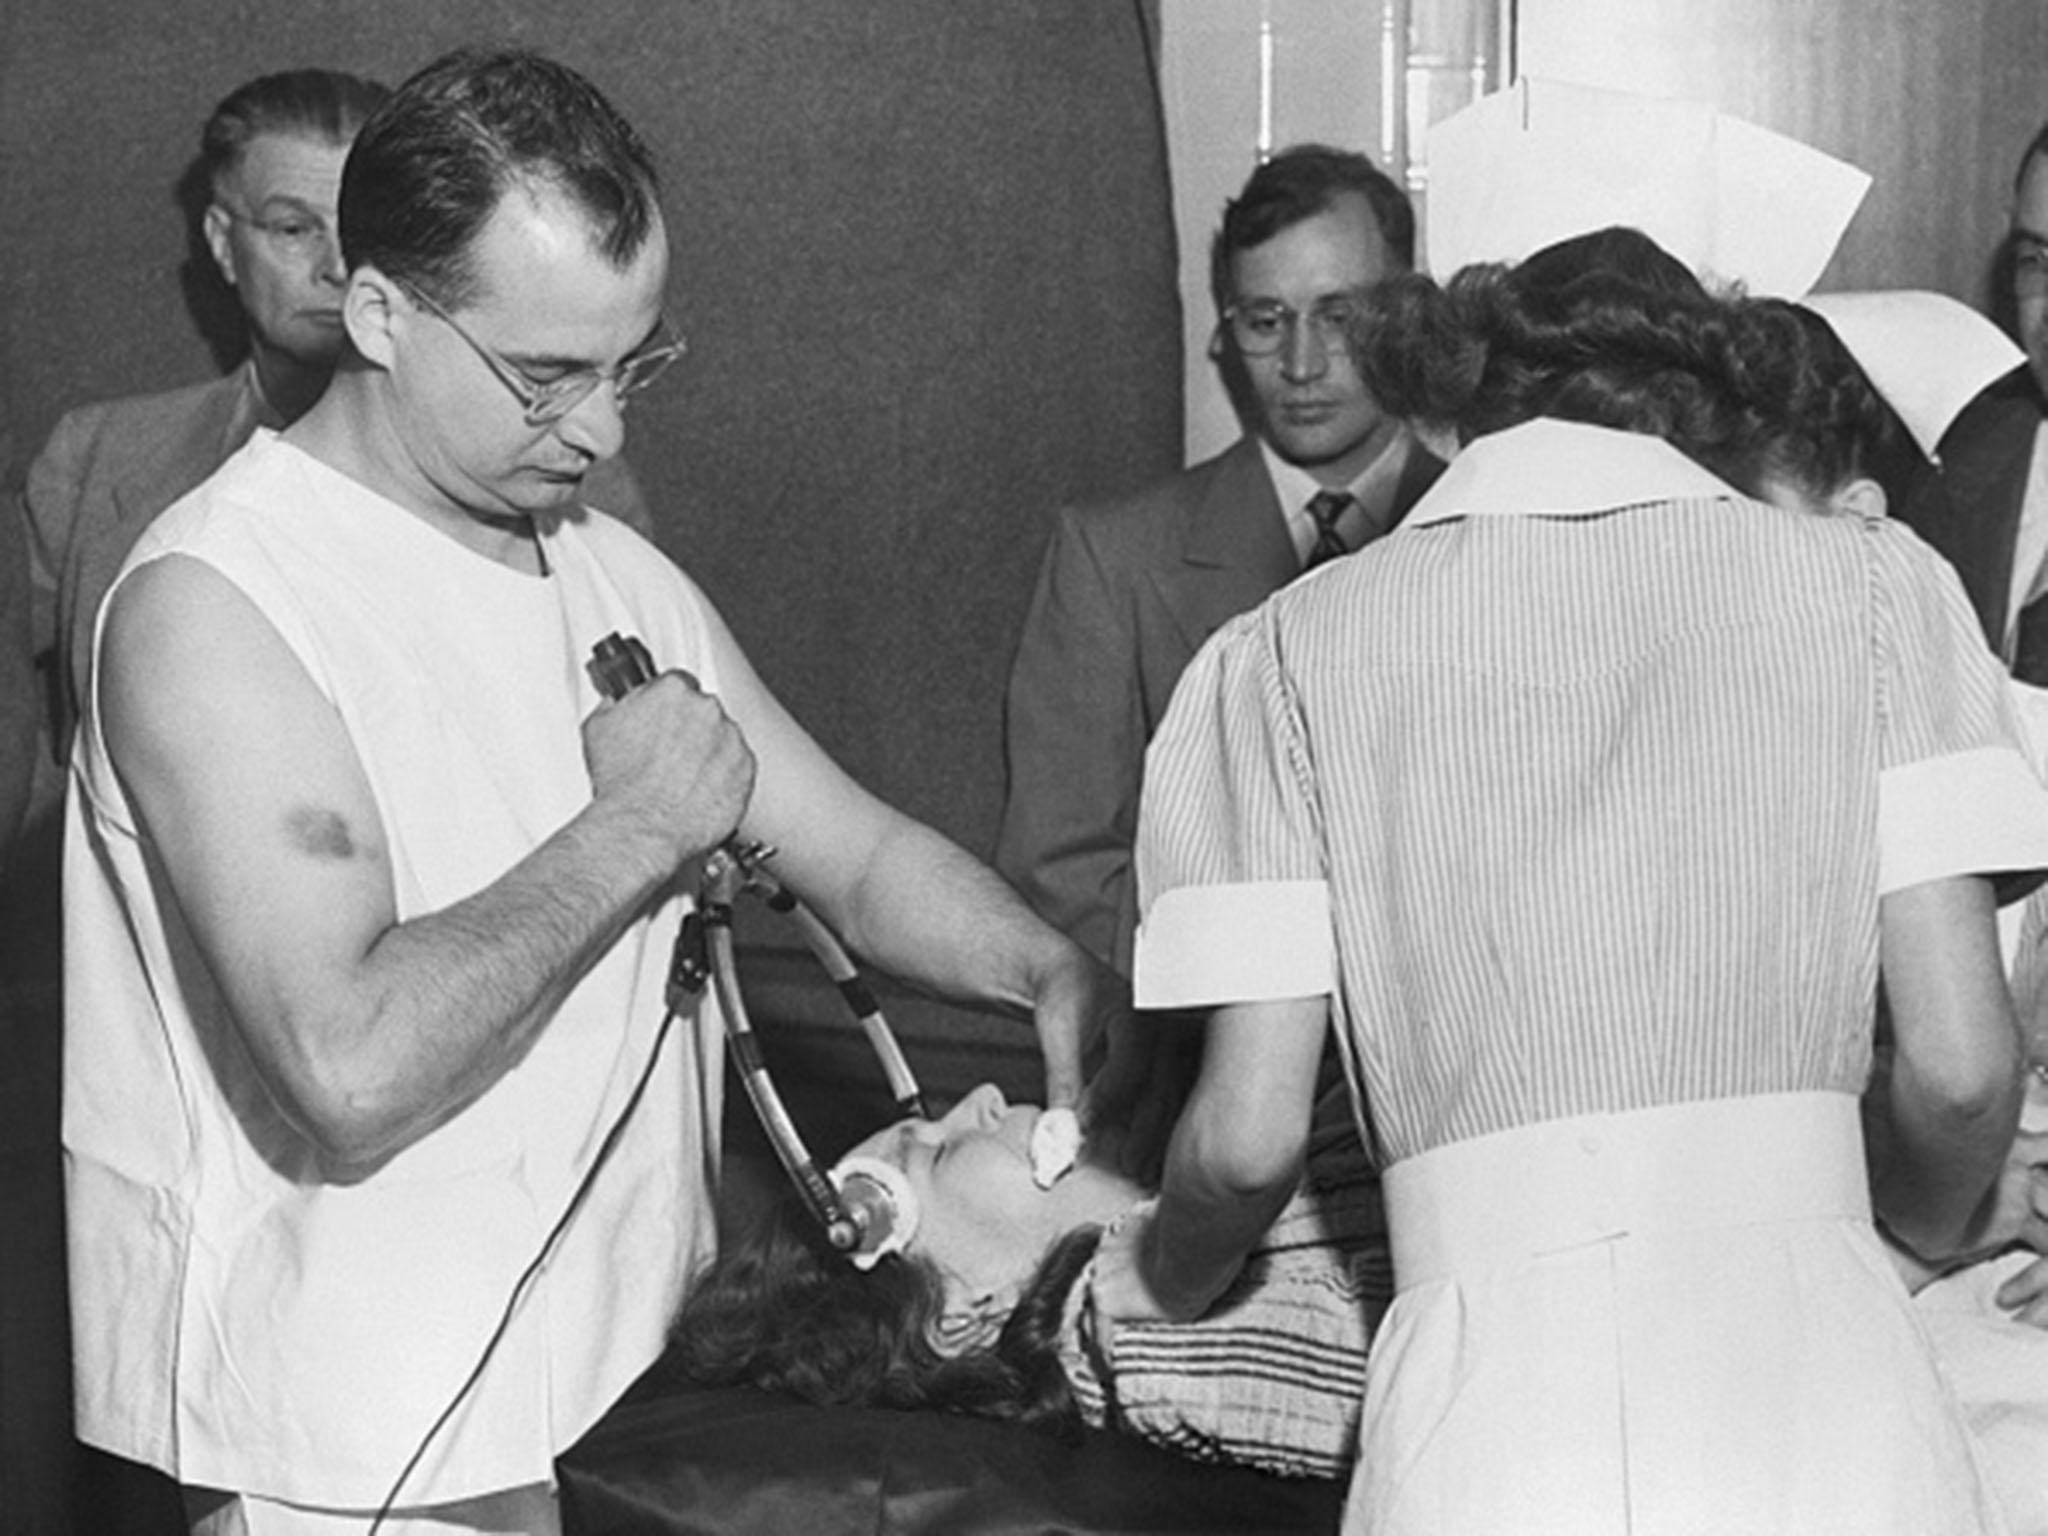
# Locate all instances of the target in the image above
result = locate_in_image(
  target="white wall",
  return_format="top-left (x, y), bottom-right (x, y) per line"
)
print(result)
top-left (1159, 1), bottom-right (1387, 465)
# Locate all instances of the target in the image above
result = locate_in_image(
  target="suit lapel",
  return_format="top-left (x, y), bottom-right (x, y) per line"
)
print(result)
top-left (1155, 437), bottom-right (1297, 656)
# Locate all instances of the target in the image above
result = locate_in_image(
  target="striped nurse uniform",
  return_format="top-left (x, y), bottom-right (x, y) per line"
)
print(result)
top-left (1133, 419), bottom-right (2048, 1535)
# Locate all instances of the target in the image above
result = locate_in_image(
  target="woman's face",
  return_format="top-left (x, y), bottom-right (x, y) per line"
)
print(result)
top-left (840, 1083), bottom-right (1143, 1303)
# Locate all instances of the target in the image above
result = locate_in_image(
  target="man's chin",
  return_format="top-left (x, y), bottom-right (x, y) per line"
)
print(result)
top-left (518, 468), bottom-right (590, 509)
top-left (1265, 427), bottom-right (1371, 470)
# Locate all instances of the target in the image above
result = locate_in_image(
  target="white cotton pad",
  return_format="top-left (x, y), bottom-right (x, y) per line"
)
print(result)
top-left (1030, 1107), bottom-right (1082, 1189)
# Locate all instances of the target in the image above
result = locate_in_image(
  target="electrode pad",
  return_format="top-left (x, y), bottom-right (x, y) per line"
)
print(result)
top-left (831, 1155), bottom-right (921, 1270)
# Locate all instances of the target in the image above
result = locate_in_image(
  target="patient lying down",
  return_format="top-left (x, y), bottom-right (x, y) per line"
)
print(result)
top-left (671, 1084), bottom-right (1389, 1479)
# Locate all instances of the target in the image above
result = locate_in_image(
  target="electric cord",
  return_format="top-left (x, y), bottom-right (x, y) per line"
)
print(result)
top-left (363, 632), bottom-right (923, 1525)
top-left (364, 1003), bottom-right (679, 1534)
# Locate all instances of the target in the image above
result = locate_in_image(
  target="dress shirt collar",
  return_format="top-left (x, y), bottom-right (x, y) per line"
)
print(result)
top-left (1261, 427), bottom-right (1416, 565)
top-left (1403, 418), bottom-right (1743, 529)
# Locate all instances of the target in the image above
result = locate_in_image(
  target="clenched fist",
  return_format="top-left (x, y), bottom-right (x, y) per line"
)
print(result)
top-left (584, 669), bottom-right (756, 872)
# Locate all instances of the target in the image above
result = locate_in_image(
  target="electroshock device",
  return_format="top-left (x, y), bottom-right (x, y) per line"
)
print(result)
top-left (586, 631), bottom-right (925, 1261)
top-left (369, 632), bottom-right (933, 1534)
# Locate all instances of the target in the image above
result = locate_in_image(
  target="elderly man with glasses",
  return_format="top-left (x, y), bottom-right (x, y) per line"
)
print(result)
top-left (65, 48), bottom-right (1121, 1536)
top-left (1898, 119), bottom-right (2048, 686)
top-left (995, 144), bottom-right (1442, 978)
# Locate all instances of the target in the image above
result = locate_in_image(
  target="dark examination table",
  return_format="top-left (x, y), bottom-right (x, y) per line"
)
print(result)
top-left (557, 1357), bottom-right (1345, 1536)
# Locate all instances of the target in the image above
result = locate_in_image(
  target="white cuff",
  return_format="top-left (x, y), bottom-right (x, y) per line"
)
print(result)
top-left (1880, 745), bottom-right (2048, 895)
top-left (1133, 880), bottom-right (1333, 1010)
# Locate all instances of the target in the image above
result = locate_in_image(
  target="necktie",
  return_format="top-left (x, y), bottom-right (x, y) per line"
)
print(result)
top-left (1303, 490), bottom-right (1356, 572)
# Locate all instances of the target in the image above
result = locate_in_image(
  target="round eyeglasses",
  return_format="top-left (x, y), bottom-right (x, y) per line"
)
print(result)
top-left (400, 280), bottom-right (685, 426)
top-left (1221, 290), bottom-right (1369, 358)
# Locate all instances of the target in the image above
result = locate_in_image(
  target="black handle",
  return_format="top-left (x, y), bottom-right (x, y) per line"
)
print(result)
top-left (588, 631), bottom-right (656, 701)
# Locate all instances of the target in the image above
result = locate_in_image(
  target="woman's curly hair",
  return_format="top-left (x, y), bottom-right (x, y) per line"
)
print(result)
top-left (1352, 226), bottom-right (1905, 505)
top-left (668, 1187), bottom-right (1104, 1439)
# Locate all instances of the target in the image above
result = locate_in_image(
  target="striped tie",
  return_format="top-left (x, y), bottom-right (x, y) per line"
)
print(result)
top-left (1303, 490), bottom-right (1356, 571)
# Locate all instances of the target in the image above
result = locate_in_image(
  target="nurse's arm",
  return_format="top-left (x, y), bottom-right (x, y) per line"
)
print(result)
top-left (1872, 873), bottom-right (2027, 1261)
top-left (1095, 994), bottom-right (1328, 1321)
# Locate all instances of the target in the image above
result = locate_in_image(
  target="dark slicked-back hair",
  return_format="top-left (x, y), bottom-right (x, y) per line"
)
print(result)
top-left (339, 47), bottom-right (661, 308)
top-left (201, 68), bottom-right (390, 193)
top-left (1209, 144), bottom-right (1416, 315)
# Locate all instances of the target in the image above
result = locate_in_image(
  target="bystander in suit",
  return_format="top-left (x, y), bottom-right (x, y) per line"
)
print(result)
top-left (1897, 119), bottom-right (2048, 682)
top-left (995, 146), bottom-right (1441, 972)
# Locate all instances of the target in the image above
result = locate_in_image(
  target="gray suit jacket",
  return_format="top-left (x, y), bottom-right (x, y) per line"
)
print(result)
top-left (994, 434), bottom-right (1441, 971)
top-left (21, 364), bottom-right (655, 748)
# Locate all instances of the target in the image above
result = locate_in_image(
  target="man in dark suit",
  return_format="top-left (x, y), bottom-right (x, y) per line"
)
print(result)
top-left (996, 145), bottom-right (1441, 973)
top-left (1898, 120), bottom-right (2048, 682)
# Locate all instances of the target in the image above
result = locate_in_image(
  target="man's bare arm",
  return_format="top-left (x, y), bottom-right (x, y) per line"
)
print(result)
top-left (693, 598), bottom-right (1125, 1109)
top-left (100, 554), bottom-right (753, 1170)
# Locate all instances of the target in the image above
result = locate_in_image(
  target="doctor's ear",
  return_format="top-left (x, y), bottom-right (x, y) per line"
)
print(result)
top-left (343, 267), bottom-right (407, 368)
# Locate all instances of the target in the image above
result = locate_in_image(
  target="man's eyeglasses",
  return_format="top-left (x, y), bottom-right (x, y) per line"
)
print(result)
top-left (1221, 290), bottom-right (1369, 358)
top-left (399, 281), bottom-right (685, 426)
top-left (217, 203), bottom-right (337, 262)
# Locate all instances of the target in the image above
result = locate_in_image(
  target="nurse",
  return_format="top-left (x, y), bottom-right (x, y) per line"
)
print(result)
top-left (1093, 229), bottom-right (2048, 1533)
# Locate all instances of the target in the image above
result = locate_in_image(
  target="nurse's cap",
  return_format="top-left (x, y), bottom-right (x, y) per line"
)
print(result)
top-left (1420, 77), bottom-right (2011, 466)
top-left (1424, 76), bottom-right (1870, 300)
top-left (1799, 290), bottom-right (2024, 463)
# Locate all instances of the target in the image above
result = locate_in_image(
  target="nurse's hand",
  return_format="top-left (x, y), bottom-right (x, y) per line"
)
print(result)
top-left (1087, 1201), bottom-right (1176, 1324)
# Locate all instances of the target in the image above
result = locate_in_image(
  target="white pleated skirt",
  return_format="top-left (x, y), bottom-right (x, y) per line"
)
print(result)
top-left (1350, 1092), bottom-right (2004, 1536)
